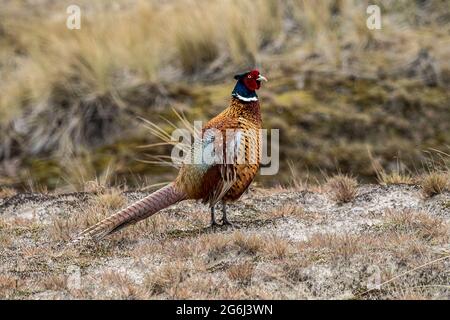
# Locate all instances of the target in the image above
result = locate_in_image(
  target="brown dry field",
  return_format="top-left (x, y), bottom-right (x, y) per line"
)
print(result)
top-left (0, 182), bottom-right (449, 300)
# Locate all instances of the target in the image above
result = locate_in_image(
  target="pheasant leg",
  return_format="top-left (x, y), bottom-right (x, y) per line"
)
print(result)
top-left (210, 206), bottom-right (219, 227)
top-left (221, 202), bottom-right (236, 227)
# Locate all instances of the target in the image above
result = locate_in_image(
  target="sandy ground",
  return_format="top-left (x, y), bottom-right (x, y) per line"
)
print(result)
top-left (0, 184), bottom-right (449, 299)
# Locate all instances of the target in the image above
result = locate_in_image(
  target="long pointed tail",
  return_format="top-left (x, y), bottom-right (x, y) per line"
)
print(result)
top-left (70, 183), bottom-right (185, 245)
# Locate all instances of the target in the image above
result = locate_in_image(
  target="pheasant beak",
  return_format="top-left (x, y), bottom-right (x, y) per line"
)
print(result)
top-left (257, 75), bottom-right (268, 82)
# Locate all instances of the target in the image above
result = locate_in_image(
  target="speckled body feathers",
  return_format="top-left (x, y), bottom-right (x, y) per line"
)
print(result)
top-left (176, 97), bottom-right (262, 205)
top-left (72, 93), bottom-right (263, 243)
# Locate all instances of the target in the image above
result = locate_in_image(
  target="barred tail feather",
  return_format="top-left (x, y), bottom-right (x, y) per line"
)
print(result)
top-left (70, 183), bottom-right (185, 245)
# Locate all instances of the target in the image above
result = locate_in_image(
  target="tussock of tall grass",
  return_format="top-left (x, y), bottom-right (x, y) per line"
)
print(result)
top-left (420, 171), bottom-right (449, 198)
top-left (3, 0), bottom-right (435, 159)
top-left (0, 187), bottom-right (17, 199)
top-left (0, 0), bottom-right (287, 123)
top-left (325, 174), bottom-right (358, 203)
top-left (377, 171), bottom-right (414, 185)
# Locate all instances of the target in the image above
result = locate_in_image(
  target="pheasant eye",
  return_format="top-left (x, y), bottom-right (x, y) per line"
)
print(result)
top-left (247, 75), bottom-right (252, 78)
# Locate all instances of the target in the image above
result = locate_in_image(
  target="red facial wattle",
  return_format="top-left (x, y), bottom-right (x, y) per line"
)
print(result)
top-left (243, 70), bottom-right (262, 91)
top-left (243, 77), bottom-right (260, 91)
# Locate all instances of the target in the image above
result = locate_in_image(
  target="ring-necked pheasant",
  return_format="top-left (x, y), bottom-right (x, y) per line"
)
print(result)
top-left (72, 69), bottom-right (267, 244)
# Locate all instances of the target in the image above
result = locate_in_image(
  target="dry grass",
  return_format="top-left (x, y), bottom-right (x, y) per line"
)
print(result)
top-left (0, 275), bottom-right (18, 298)
top-left (145, 261), bottom-right (189, 296)
top-left (383, 209), bottom-right (448, 243)
top-left (325, 174), bottom-right (358, 203)
top-left (262, 235), bottom-right (290, 259)
top-left (264, 204), bottom-right (305, 219)
top-left (295, 209), bottom-right (448, 265)
top-left (2, 0), bottom-right (447, 161)
top-left (0, 232), bottom-right (12, 247)
top-left (232, 231), bottom-right (264, 255)
top-left (298, 233), bottom-right (365, 261)
top-left (60, 157), bottom-right (117, 193)
top-left (94, 189), bottom-right (127, 210)
top-left (263, 203), bottom-right (325, 224)
top-left (0, 1), bottom-right (448, 192)
top-left (420, 171), bottom-right (449, 198)
top-left (0, 187), bottom-right (17, 198)
top-left (40, 274), bottom-right (67, 291)
top-left (378, 171), bottom-right (414, 185)
top-left (1, 184), bottom-right (449, 299)
top-left (126, 208), bottom-right (204, 239)
top-left (50, 188), bottom-right (126, 241)
top-left (227, 262), bottom-right (255, 285)
top-left (0, 0), bottom-right (287, 128)
top-left (101, 271), bottom-right (146, 299)
top-left (200, 233), bottom-right (232, 258)
top-left (370, 151), bottom-right (416, 186)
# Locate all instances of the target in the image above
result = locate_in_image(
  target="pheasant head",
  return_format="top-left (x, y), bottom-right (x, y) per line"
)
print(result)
top-left (232, 69), bottom-right (267, 102)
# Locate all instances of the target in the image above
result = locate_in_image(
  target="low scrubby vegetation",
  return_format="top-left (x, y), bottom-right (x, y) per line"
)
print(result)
top-left (325, 174), bottom-right (358, 203)
top-left (0, 182), bottom-right (448, 299)
top-left (420, 171), bottom-right (449, 198)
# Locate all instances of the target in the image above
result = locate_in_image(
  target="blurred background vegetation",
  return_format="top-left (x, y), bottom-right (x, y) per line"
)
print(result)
top-left (0, 0), bottom-right (449, 192)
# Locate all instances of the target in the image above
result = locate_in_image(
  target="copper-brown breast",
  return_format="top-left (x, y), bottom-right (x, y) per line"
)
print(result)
top-left (176, 98), bottom-right (262, 204)
top-left (206, 99), bottom-right (262, 202)
top-left (222, 116), bottom-right (261, 202)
